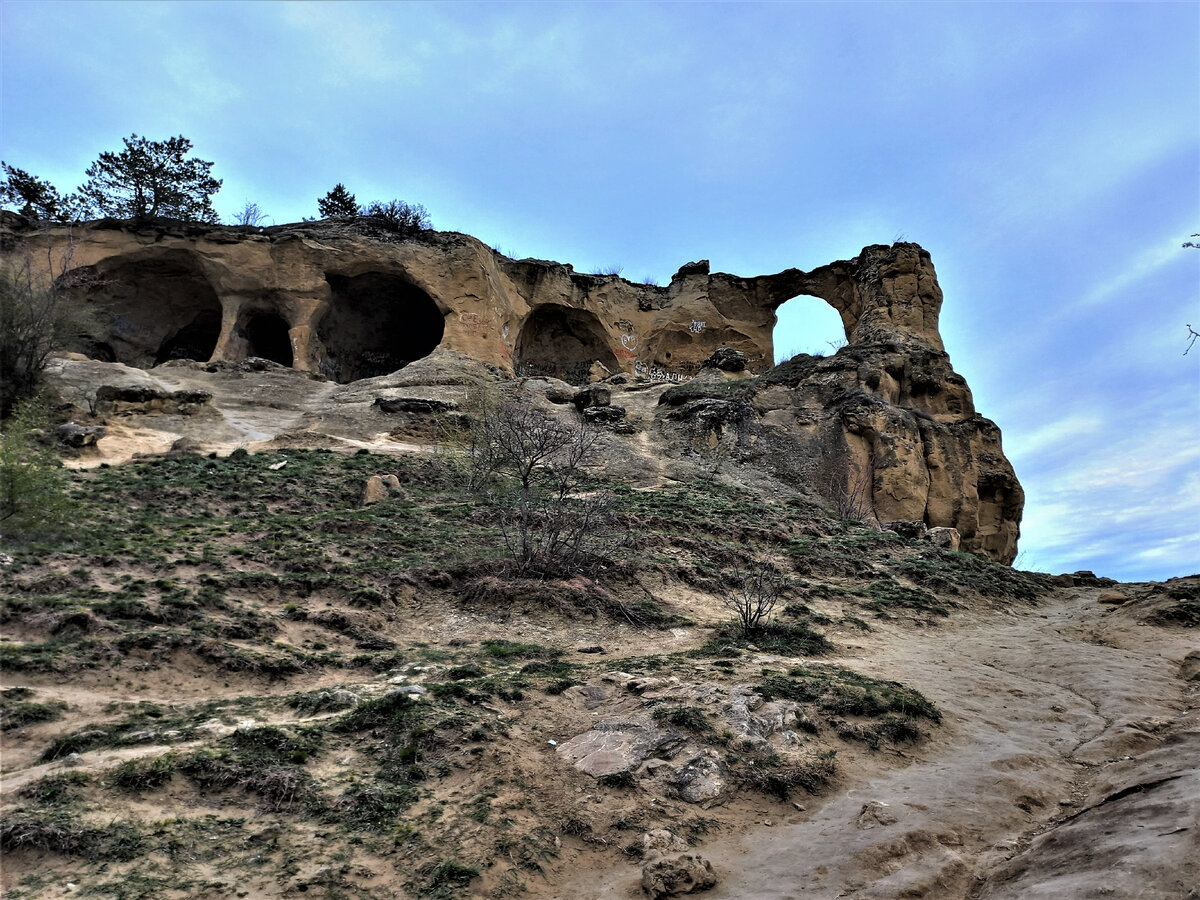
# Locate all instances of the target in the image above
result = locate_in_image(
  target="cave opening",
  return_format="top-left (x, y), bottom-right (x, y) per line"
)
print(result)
top-left (155, 309), bottom-right (222, 365)
top-left (320, 272), bottom-right (445, 382)
top-left (514, 305), bottom-right (620, 384)
top-left (244, 313), bottom-right (294, 367)
top-left (772, 295), bottom-right (849, 363)
top-left (65, 252), bottom-right (223, 369)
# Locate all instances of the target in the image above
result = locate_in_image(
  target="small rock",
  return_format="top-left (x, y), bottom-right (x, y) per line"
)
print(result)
top-left (641, 852), bottom-right (718, 898)
top-left (641, 829), bottom-right (689, 858)
top-left (855, 800), bottom-right (898, 829)
top-left (670, 750), bottom-right (726, 803)
top-left (577, 646), bottom-right (606, 654)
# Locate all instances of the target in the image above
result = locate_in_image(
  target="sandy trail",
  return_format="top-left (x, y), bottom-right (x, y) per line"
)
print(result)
top-left (568, 589), bottom-right (1198, 899)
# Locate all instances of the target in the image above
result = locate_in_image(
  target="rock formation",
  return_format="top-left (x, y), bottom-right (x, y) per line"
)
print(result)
top-left (6, 216), bottom-right (947, 382)
top-left (5, 214), bottom-right (1023, 562)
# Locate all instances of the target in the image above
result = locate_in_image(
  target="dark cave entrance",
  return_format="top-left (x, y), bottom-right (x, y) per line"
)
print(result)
top-left (66, 252), bottom-right (223, 369)
top-left (320, 272), bottom-right (445, 382)
top-left (514, 305), bottom-right (620, 384)
top-left (244, 313), bottom-right (294, 367)
top-left (155, 309), bottom-right (222, 365)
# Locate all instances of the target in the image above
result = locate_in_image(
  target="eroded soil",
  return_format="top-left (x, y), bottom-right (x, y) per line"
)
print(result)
top-left (564, 588), bottom-right (1199, 900)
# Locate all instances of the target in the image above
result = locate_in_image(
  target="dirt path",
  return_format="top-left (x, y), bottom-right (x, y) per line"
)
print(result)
top-left (567, 589), bottom-right (1198, 899)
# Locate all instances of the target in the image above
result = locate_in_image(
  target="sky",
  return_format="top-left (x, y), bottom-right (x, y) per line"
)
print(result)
top-left (2, 1), bottom-right (1197, 582)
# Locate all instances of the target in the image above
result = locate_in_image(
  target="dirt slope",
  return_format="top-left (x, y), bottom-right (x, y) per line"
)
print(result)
top-left (563, 587), bottom-right (1198, 899)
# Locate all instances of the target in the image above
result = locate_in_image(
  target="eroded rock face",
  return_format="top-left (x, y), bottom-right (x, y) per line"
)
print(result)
top-left (17, 215), bottom-right (1024, 562)
top-left (10, 216), bottom-right (948, 384)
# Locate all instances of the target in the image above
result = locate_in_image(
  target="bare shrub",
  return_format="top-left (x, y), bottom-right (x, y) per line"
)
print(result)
top-left (0, 232), bottom-right (101, 416)
top-left (830, 451), bottom-right (875, 521)
top-left (234, 201), bottom-right (268, 226)
top-left (723, 555), bottom-right (785, 636)
top-left (464, 391), bottom-right (626, 577)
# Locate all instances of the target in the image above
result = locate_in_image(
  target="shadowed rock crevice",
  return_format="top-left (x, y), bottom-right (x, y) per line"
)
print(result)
top-left (155, 309), bottom-right (222, 365)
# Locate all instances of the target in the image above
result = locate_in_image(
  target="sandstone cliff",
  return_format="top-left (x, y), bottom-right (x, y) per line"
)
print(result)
top-left (5, 215), bottom-right (1022, 562)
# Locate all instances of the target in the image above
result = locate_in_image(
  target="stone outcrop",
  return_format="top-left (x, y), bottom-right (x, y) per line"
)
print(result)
top-left (14, 214), bottom-right (1024, 562)
top-left (8, 215), bottom-right (949, 384)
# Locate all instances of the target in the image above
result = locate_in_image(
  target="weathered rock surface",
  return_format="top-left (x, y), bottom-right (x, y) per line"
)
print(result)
top-left (670, 750), bottom-right (726, 803)
top-left (641, 852), bottom-right (718, 898)
top-left (556, 722), bottom-right (686, 777)
top-left (17, 213), bottom-right (1025, 561)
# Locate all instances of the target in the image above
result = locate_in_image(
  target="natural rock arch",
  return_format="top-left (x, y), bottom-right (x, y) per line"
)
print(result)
top-left (514, 305), bottom-right (620, 384)
top-left (68, 251), bottom-right (222, 368)
top-left (772, 294), bottom-right (849, 363)
top-left (319, 272), bottom-right (446, 382)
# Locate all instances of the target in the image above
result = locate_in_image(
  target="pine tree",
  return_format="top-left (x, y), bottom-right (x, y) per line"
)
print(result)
top-left (318, 184), bottom-right (358, 218)
top-left (77, 134), bottom-right (221, 221)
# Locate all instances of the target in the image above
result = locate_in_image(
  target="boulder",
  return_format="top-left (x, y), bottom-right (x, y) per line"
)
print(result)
top-left (927, 526), bottom-right (960, 551)
top-left (361, 474), bottom-right (401, 506)
top-left (641, 853), bottom-right (717, 898)
top-left (1098, 590), bottom-right (1129, 605)
top-left (700, 348), bottom-right (748, 372)
top-left (55, 422), bottom-right (106, 447)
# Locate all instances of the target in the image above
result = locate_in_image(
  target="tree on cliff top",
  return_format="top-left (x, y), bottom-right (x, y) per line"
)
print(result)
top-left (0, 163), bottom-right (88, 222)
top-left (78, 134), bottom-right (221, 222)
top-left (318, 183), bottom-right (358, 218)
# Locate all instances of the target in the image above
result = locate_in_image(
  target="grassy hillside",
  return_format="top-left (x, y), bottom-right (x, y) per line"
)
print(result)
top-left (1, 448), bottom-right (1049, 899)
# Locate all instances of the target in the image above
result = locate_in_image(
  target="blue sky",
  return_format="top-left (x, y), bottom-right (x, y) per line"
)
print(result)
top-left (2, 1), bottom-right (1197, 581)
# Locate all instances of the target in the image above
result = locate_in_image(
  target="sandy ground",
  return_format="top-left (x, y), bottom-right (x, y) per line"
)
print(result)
top-left (561, 588), bottom-right (1198, 899)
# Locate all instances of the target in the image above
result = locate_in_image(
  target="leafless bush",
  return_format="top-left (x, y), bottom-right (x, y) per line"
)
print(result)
top-left (829, 452), bottom-right (875, 521)
top-left (723, 555), bottom-right (785, 635)
top-left (0, 229), bottom-right (103, 416)
top-left (234, 200), bottom-right (268, 226)
top-left (463, 391), bottom-right (626, 577)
